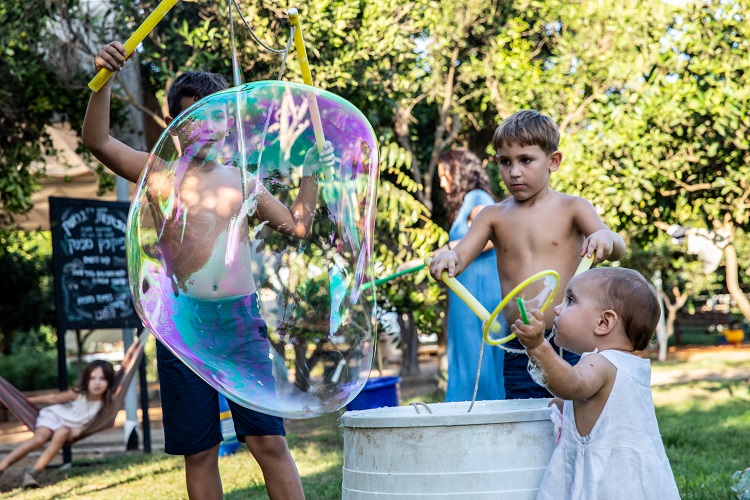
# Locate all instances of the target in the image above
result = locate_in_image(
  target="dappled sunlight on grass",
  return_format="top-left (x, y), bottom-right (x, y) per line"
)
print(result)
top-left (4, 352), bottom-right (748, 499)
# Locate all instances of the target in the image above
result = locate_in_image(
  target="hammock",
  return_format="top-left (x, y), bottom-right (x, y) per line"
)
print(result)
top-left (0, 329), bottom-right (149, 442)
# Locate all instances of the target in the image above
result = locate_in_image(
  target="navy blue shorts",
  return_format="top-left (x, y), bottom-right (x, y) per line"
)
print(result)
top-left (156, 339), bottom-right (285, 456)
top-left (503, 332), bottom-right (580, 399)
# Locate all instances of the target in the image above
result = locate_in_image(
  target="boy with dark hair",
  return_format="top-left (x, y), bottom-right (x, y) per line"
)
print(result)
top-left (430, 109), bottom-right (626, 399)
top-left (83, 41), bottom-right (333, 500)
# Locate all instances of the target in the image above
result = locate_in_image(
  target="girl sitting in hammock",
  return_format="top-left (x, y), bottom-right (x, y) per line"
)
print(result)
top-left (0, 360), bottom-right (115, 489)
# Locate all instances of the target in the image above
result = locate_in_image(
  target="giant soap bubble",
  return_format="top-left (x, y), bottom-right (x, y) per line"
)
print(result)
top-left (127, 81), bottom-right (379, 418)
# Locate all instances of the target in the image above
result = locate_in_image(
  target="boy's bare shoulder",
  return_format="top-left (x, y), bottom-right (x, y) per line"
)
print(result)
top-left (549, 190), bottom-right (595, 209)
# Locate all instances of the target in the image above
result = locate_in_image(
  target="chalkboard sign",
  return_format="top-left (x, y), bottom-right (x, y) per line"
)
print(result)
top-left (50, 197), bottom-right (140, 330)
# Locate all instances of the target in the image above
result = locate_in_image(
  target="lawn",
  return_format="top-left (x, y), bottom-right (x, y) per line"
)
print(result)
top-left (6, 358), bottom-right (750, 499)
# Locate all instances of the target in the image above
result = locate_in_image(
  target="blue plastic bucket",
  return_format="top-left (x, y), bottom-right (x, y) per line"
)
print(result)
top-left (218, 394), bottom-right (241, 456)
top-left (346, 376), bottom-right (401, 411)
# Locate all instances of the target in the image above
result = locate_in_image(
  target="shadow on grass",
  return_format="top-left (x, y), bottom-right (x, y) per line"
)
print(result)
top-left (225, 462), bottom-right (344, 500)
top-left (0, 453), bottom-right (181, 498)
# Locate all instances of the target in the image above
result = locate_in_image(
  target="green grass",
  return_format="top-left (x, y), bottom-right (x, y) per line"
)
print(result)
top-left (5, 358), bottom-right (750, 499)
top-left (654, 380), bottom-right (750, 499)
top-left (9, 412), bottom-right (346, 500)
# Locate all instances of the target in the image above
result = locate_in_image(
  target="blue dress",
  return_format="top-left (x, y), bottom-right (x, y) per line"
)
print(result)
top-left (446, 190), bottom-right (505, 402)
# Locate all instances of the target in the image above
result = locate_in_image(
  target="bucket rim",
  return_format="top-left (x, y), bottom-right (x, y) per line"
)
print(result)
top-left (339, 398), bottom-right (553, 428)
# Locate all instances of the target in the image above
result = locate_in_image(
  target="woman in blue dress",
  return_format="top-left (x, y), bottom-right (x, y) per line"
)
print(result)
top-left (438, 149), bottom-right (505, 402)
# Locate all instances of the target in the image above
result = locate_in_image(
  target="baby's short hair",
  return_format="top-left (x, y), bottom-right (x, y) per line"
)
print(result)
top-left (492, 110), bottom-right (560, 155)
top-left (587, 267), bottom-right (659, 351)
top-left (167, 71), bottom-right (229, 118)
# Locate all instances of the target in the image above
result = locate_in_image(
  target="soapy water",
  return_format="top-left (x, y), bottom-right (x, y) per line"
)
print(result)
top-left (127, 81), bottom-right (379, 418)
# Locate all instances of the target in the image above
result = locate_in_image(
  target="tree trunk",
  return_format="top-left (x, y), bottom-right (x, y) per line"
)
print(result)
top-left (659, 289), bottom-right (688, 362)
top-left (722, 223), bottom-right (750, 322)
top-left (653, 271), bottom-right (669, 361)
top-left (398, 312), bottom-right (420, 376)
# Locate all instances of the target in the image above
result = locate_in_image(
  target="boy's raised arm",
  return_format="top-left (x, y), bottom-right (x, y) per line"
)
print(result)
top-left (82, 42), bottom-right (149, 184)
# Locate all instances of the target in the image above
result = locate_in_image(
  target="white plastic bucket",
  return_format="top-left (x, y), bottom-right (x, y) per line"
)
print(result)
top-left (340, 399), bottom-right (555, 499)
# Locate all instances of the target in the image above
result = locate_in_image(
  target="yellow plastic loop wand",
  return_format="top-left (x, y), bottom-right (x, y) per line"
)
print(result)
top-left (88, 0), bottom-right (180, 92)
top-left (424, 257), bottom-right (501, 334)
top-left (287, 7), bottom-right (326, 153)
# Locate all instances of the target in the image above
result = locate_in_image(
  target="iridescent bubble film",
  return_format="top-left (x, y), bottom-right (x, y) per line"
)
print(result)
top-left (127, 81), bottom-right (379, 418)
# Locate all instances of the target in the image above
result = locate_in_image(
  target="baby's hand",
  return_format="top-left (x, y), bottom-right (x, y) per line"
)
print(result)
top-left (94, 42), bottom-right (127, 73)
top-left (580, 229), bottom-right (615, 264)
top-left (302, 141), bottom-right (336, 177)
top-left (429, 251), bottom-right (459, 280)
top-left (510, 308), bottom-right (546, 350)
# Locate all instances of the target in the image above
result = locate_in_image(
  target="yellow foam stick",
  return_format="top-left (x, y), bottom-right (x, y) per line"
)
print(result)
top-left (424, 257), bottom-right (501, 333)
top-left (287, 7), bottom-right (326, 152)
top-left (88, 0), bottom-right (180, 92)
top-left (575, 255), bottom-right (594, 275)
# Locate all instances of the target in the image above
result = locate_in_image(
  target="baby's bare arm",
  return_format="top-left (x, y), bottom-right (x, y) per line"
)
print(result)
top-left (513, 311), bottom-right (614, 401)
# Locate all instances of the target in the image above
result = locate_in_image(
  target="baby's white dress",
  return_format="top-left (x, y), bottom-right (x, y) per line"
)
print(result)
top-left (537, 349), bottom-right (680, 499)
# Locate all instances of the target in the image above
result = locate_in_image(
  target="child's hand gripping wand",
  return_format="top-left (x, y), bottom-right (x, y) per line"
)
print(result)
top-left (424, 257), bottom-right (503, 336)
top-left (88, 0), bottom-right (180, 92)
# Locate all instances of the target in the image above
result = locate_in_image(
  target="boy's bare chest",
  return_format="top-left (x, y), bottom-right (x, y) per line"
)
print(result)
top-left (182, 171), bottom-right (244, 215)
top-left (494, 209), bottom-right (580, 254)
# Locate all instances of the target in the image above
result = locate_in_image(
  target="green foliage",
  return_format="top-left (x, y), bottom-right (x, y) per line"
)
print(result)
top-left (375, 143), bottom-right (447, 329)
top-left (0, 0), bottom-right (92, 226)
top-left (565, 0), bottom-right (750, 235)
top-left (621, 235), bottom-right (719, 306)
top-left (0, 230), bottom-right (54, 354)
top-left (0, 325), bottom-right (58, 391)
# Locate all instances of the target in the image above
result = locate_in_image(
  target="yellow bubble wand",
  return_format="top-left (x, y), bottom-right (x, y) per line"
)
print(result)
top-left (425, 255), bottom-right (594, 346)
top-left (287, 8), bottom-right (326, 153)
top-left (88, 0), bottom-right (180, 92)
top-left (424, 257), bottom-right (503, 334)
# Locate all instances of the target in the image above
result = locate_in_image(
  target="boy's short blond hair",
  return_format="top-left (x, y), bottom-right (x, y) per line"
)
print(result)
top-left (492, 110), bottom-right (560, 155)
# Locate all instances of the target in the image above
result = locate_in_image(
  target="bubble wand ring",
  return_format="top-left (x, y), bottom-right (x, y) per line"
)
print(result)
top-left (482, 269), bottom-right (560, 345)
top-left (483, 254), bottom-right (594, 345)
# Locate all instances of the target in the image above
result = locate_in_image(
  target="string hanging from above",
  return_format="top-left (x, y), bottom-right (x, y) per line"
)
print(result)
top-left (227, 0), bottom-right (295, 86)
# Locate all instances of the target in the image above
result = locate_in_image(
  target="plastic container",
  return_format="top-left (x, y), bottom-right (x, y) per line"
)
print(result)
top-left (218, 394), bottom-right (241, 457)
top-left (346, 376), bottom-right (401, 411)
top-left (340, 399), bottom-right (555, 499)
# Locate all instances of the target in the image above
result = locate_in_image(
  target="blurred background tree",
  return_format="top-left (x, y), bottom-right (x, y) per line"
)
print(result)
top-left (2, 0), bottom-right (750, 379)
